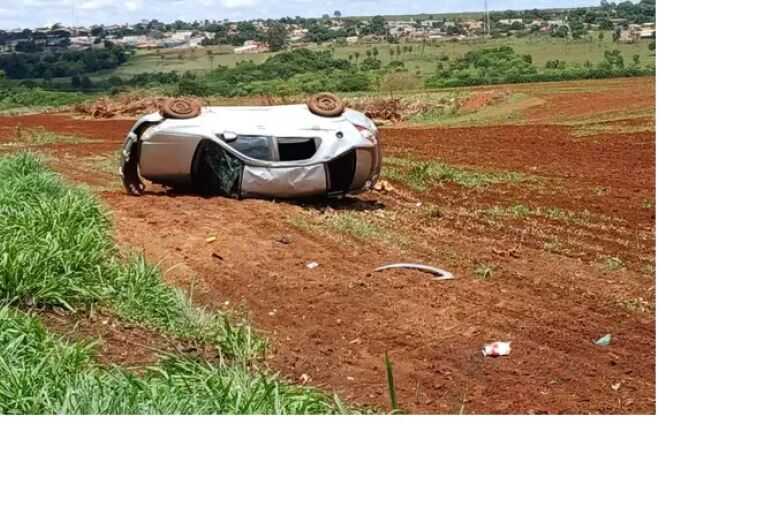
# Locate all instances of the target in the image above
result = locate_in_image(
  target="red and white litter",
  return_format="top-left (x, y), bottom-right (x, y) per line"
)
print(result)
top-left (482, 341), bottom-right (512, 357)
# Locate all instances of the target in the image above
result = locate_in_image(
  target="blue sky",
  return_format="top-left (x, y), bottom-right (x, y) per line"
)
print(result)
top-left (1, 1), bottom-right (602, 31)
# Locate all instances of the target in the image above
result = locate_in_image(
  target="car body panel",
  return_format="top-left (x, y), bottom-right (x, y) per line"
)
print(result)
top-left (122, 104), bottom-right (381, 198)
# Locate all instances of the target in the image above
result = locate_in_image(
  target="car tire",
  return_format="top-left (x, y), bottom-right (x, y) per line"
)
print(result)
top-left (307, 92), bottom-right (345, 117)
top-left (160, 98), bottom-right (202, 119)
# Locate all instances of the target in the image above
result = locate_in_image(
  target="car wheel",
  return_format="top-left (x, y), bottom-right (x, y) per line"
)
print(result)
top-left (160, 98), bottom-right (202, 119)
top-left (307, 92), bottom-right (345, 117)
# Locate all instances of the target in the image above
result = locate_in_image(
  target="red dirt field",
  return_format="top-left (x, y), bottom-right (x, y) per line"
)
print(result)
top-left (0, 77), bottom-right (655, 414)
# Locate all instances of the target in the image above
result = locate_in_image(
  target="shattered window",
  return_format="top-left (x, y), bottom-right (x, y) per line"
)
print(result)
top-left (198, 141), bottom-right (243, 197)
top-left (231, 135), bottom-right (274, 161)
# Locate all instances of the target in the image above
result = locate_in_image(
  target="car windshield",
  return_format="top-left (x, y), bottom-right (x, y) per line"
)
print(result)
top-left (231, 135), bottom-right (273, 160)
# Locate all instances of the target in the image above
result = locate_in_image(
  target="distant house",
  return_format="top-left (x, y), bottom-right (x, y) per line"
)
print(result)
top-left (619, 24), bottom-right (643, 43)
top-left (498, 18), bottom-right (523, 26)
top-left (640, 23), bottom-right (656, 39)
top-left (345, 35), bottom-right (359, 44)
top-left (68, 35), bottom-right (94, 49)
top-left (288, 28), bottom-right (309, 42)
top-left (233, 40), bottom-right (269, 54)
top-left (462, 20), bottom-right (484, 32)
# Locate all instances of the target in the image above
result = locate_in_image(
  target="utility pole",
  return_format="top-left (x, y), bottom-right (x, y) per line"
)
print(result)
top-left (484, 0), bottom-right (491, 38)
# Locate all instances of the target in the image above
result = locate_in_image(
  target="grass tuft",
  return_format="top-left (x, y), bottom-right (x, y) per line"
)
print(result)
top-left (474, 264), bottom-right (495, 280)
top-left (324, 212), bottom-right (384, 240)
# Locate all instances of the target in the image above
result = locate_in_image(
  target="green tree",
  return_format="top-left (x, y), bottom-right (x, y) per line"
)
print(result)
top-left (267, 23), bottom-right (289, 52)
top-left (368, 16), bottom-right (386, 35)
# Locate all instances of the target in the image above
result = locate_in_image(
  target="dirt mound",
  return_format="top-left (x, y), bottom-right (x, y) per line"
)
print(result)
top-left (457, 89), bottom-right (511, 113)
top-left (74, 95), bottom-right (204, 119)
top-left (348, 97), bottom-right (435, 123)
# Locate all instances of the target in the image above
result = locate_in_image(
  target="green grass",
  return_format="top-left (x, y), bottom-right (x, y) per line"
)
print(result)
top-left (1, 126), bottom-right (93, 146)
top-left (84, 152), bottom-right (121, 174)
top-left (108, 34), bottom-right (654, 87)
top-left (0, 306), bottom-right (340, 414)
top-left (482, 203), bottom-right (597, 225)
top-left (600, 256), bottom-right (626, 271)
top-left (0, 88), bottom-right (90, 114)
top-left (328, 34), bottom-right (655, 78)
top-left (383, 156), bottom-right (536, 191)
top-left (110, 46), bottom-right (270, 78)
top-left (324, 212), bottom-right (385, 240)
top-left (484, 203), bottom-right (534, 220)
top-left (474, 264), bottom-right (495, 280)
top-left (0, 152), bottom-right (347, 414)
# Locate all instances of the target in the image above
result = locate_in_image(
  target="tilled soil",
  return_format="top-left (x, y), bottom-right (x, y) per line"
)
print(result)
top-left (0, 78), bottom-right (655, 414)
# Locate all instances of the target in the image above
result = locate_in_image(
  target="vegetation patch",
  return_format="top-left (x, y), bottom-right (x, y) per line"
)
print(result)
top-left (474, 264), bottom-right (495, 280)
top-left (0, 88), bottom-right (90, 113)
top-left (482, 203), bottom-right (595, 225)
top-left (1, 126), bottom-right (93, 146)
top-left (600, 255), bottom-right (626, 271)
top-left (427, 46), bottom-right (654, 89)
top-left (384, 156), bottom-right (536, 191)
top-left (0, 306), bottom-right (340, 414)
top-left (0, 153), bottom-right (347, 414)
top-left (324, 212), bottom-right (385, 240)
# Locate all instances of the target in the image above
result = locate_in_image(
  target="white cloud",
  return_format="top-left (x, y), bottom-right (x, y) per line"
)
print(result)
top-left (220, 0), bottom-right (257, 8)
top-left (125, 0), bottom-right (144, 12)
top-left (79, 0), bottom-right (116, 10)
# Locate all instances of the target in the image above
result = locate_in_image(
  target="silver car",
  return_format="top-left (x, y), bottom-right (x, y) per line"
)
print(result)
top-left (120, 94), bottom-right (382, 199)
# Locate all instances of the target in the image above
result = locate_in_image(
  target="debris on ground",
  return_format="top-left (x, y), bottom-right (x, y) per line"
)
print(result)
top-left (594, 334), bottom-right (613, 346)
top-left (372, 180), bottom-right (397, 192)
top-left (306, 261), bottom-right (320, 269)
top-left (374, 263), bottom-right (455, 281)
top-left (206, 236), bottom-right (217, 244)
top-left (482, 341), bottom-right (512, 357)
top-left (73, 94), bottom-right (204, 119)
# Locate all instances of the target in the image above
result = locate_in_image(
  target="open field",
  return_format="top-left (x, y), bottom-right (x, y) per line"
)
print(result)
top-left (110, 35), bottom-right (655, 79)
top-left (0, 76), bottom-right (655, 413)
top-left (111, 45), bottom-right (259, 77)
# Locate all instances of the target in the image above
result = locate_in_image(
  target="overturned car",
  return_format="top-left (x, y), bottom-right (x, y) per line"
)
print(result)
top-left (120, 94), bottom-right (382, 199)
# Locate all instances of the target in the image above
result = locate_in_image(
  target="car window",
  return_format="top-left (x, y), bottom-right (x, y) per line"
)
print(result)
top-left (231, 135), bottom-right (274, 160)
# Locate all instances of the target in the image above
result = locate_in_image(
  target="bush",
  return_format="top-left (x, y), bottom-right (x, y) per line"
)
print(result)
top-left (0, 87), bottom-right (88, 110)
top-left (427, 46), bottom-right (654, 88)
